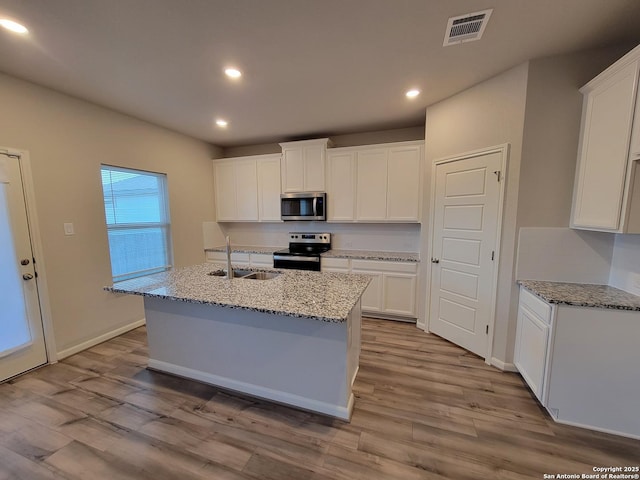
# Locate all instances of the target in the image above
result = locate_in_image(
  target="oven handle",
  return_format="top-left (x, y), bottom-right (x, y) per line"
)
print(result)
top-left (313, 197), bottom-right (317, 217)
top-left (273, 255), bottom-right (320, 262)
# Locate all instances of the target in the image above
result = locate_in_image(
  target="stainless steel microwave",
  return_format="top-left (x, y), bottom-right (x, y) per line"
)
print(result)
top-left (280, 192), bottom-right (326, 221)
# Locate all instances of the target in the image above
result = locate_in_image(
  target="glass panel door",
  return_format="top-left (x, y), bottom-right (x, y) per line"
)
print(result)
top-left (0, 153), bottom-right (47, 381)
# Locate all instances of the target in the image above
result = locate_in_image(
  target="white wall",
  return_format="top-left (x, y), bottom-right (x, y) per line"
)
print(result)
top-left (0, 72), bottom-right (219, 356)
top-left (422, 63), bottom-right (529, 365)
top-left (609, 234), bottom-right (640, 296)
top-left (216, 222), bottom-right (420, 252)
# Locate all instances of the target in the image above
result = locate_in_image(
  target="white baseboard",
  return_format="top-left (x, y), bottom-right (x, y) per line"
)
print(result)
top-left (148, 359), bottom-right (353, 421)
top-left (551, 416), bottom-right (640, 441)
top-left (57, 318), bottom-right (146, 360)
top-left (491, 357), bottom-right (518, 372)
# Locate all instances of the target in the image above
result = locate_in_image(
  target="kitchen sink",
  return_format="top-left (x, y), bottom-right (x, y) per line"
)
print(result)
top-left (241, 271), bottom-right (281, 280)
top-left (207, 269), bottom-right (280, 280)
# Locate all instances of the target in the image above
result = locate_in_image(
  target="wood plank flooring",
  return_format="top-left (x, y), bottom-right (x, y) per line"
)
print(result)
top-left (1, 318), bottom-right (638, 479)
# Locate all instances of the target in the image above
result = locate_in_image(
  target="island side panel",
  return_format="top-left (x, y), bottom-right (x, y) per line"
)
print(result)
top-left (143, 297), bottom-right (354, 419)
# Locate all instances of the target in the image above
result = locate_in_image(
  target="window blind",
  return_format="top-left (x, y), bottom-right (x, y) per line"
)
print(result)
top-left (101, 165), bottom-right (172, 282)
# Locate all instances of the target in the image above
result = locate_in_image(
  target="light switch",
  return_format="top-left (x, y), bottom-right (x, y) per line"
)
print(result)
top-left (64, 223), bottom-right (75, 236)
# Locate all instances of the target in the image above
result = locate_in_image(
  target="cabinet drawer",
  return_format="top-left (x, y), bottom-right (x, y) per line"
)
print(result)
top-left (351, 259), bottom-right (417, 274)
top-left (206, 251), bottom-right (226, 262)
top-left (250, 253), bottom-right (273, 266)
top-left (519, 287), bottom-right (552, 324)
top-left (322, 257), bottom-right (350, 269)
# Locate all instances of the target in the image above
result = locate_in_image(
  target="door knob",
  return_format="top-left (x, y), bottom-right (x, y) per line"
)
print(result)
top-left (431, 258), bottom-right (440, 264)
top-left (22, 273), bottom-right (34, 280)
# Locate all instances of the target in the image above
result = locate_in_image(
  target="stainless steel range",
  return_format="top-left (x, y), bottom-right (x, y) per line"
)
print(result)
top-left (273, 232), bottom-right (331, 271)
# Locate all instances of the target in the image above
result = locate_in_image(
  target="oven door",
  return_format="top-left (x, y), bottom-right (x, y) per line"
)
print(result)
top-left (273, 254), bottom-right (321, 271)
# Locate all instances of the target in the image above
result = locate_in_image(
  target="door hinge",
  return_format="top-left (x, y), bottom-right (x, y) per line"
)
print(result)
top-left (491, 251), bottom-right (495, 261)
top-left (493, 170), bottom-right (501, 182)
top-left (486, 325), bottom-right (489, 335)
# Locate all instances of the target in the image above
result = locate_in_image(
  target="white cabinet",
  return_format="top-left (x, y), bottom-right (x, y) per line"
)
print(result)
top-left (355, 142), bottom-right (423, 222)
top-left (213, 154), bottom-right (282, 222)
top-left (387, 145), bottom-right (422, 221)
top-left (214, 158), bottom-right (258, 221)
top-left (356, 149), bottom-right (388, 221)
top-left (279, 138), bottom-right (330, 193)
top-left (326, 150), bottom-right (356, 221)
top-left (514, 287), bottom-right (553, 403)
top-left (256, 155), bottom-right (282, 221)
top-left (321, 257), bottom-right (350, 272)
top-left (571, 44), bottom-right (640, 233)
top-left (205, 251), bottom-right (272, 268)
top-left (348, 259), bottom-right (418, 319)
top-left (326, 141), bottom-right (423, 223)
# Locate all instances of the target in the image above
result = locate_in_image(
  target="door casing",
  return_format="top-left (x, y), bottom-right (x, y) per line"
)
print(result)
top-left (1, 146), bottom-right (57, 367)
top-left (424, 144), bottom-right (509, 364)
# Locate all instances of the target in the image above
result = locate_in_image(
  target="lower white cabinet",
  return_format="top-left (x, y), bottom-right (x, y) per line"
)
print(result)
top-left (205, 251), bottom-right (272, 268)
top-left (514, 287), bottom-right (553, 403)
top-left (329, 259), bottom-right (418, 319)
top-left (514, 285), bottom-right (640, 439)
top-left (321, 257), bottom-right (350, 273)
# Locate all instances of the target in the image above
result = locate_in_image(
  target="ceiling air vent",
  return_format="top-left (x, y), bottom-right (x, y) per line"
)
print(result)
top-left (443, 9), bottom-right (493, 46)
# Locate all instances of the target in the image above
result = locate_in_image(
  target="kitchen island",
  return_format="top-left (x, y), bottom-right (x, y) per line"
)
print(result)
top-left (106, 263), bottom-right (370, 420)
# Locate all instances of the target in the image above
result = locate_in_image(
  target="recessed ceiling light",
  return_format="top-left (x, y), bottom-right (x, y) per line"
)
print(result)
top-left (0, 19), bottom-right (29, 34)
top-left (216, 119), bottom-right (228, 128)
top-left (224, 68), bottom-right (242, 79)
top-left (406, 89), bottom-right (421, 99)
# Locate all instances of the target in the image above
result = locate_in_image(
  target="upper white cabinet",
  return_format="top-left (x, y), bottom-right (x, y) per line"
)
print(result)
top-left (356, 141), bottom-right (423, 222)
top-left (256, 154), bottom-right (282, 221)
top-left (213, 154), bottom-right (282, 222)
top-left (326, 150), bottom-right (357, 221)
top-left (571, 44), bottom-right (640, 233)
top-left (279, 138), bottom-right (331, 193)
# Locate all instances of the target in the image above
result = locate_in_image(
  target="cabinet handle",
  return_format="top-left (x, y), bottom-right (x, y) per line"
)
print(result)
top-left (431, 258), bottom-right (440, 264)
top-left (23, 273), bottom-right (34, 280)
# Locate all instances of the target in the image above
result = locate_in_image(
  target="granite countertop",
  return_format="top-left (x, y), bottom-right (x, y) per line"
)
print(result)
top-left (518, 280), bottom-right (640, 311)
top-left (205, 246), bottom-right (419, 262)
top-left (105, 263), bottom-right (371, 323)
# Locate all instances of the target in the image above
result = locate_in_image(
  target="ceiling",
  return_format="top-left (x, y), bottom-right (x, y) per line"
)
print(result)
top-left (0, 0), bottom-right (640, 147)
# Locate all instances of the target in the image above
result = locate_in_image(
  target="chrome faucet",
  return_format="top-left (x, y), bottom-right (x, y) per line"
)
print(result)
top-left (225, 235), bottom-right (233, 279)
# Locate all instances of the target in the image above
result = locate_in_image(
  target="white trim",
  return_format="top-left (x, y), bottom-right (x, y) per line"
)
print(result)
top-left (490, 357), bottom-right (518, 372)
top-left (350, 365), bottom-right (359, 387)
top-left (1, 148), bottom-right (58, 364)
top-left (57, 318), bottom-right (146, 360)
top-left (424, 144), bottom-right (510, 365)
top-left (550, 416), bottom-right (640, 442)
top-left (148, 359), bottom-right (354, 421)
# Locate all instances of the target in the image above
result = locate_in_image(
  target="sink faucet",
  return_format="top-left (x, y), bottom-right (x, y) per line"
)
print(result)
top-left (225, 235), bottom-right (233, 279)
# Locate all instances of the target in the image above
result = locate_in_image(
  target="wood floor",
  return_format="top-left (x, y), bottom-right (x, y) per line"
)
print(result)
top-left (1, 318), bottom-right (638, 479)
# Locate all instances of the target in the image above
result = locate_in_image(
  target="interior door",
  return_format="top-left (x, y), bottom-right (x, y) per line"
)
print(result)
top-left (0, 151), bottom-right (47, 382)
top-left (429, 150), bottom-right (503, 358)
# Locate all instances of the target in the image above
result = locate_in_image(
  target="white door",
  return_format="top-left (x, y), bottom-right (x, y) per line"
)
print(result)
top-left (429, 150), bottom-right (504, 358)
top-left (0, 152), bottom-right (47, 382)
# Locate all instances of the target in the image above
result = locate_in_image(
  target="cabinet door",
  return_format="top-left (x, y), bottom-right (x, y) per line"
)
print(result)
top-left (234, 160), bottom-right (259, 221)
top-left (352, 269), bottom-right (383, 312)
top-left (257, 156), bottom-right (282, 221)
top-left (304, 144), bottom-right (326, 191)
top-left (387, 145), bottom-right (421, 222)
top-left (250, 253), bottom-right (273, 267)
top-left (326, 151), bottom-right (356, 221)
top-left (281, 148), bottom-right (304, 193)
top-left (514, 304), bottom-right (550, 402)
top-left (572, 61), bottom-right (639, 231)
top-left (214, 161), bottom-right (237, 221)
top-left (356, 149), bottom-right (388, 221)
top-left (383, 273), bottom-right (417, 317)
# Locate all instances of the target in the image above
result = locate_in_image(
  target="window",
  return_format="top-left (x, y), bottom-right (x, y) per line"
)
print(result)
top-left (101, 165), bottom-right (172, 282)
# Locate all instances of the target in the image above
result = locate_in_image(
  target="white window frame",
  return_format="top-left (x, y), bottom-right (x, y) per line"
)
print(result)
top-left (101, 165), bottom-right (173, 282)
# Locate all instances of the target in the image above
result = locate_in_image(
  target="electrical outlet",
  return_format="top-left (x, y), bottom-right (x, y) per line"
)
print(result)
top-left (63, 223), bottom-right (75, 236)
